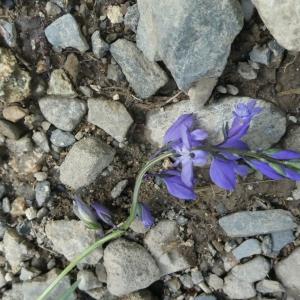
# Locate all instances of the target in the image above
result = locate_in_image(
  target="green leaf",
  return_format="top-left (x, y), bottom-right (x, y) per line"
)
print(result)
top-left (58, 280), bottom-right (80, 300)
top-left (283, 160), bottom-right (300, 170)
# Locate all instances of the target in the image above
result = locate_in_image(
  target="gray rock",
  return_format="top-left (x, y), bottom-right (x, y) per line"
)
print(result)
top-left (77, 270), bottom-right (102, 291)
top-left (104, 238), bottom-right (160, 296)
top-left (32, 131), bottom-right (50, 153)
top-left (275, 247), bottom-right (300, 298)
top-left (124, 4), bottom-right (139, 33)
top-left (45, 14), bottom-right (89, 52)
top-left (95, 263), bottom-right (107, 283)
top-left (195, 296), bottom-right (216, 300)
top-left (223, 274), bottom-right (256, 299)
top-left (0, 183), bottom-right (6, 199)
top-left (45, 220), bottom-right (103, 265)
top-left (19, 267), bottom-right (40, 281)
top-left (252, 0), bottom-right (300, 51)
top-left (145, 97), bottom-right (286, 150)
top-left (226, 84), bottom-right (239, 95)
top-left (45, 1), bottom-right (62, 16)
top-left (6, 137), bottom-right (33, 154)
top-left (91, 31), bottom-right (109, 59)
top-left (219, 210), bottom-right (296, 238)
top-left (50, 129), bottom-right (75, 147)
top-left (110, 39), bottom-right (168, 99)
top-left (241, 0), bottom-right (255, 21)
top-left (283, 126), bottom-right (300, 152)
top-left (35, 181), bottom-right (51, 207)
top-left (136, 0), bottom-right (243, 91)
top-left (34, 172), bottom-right (48, 181)
top-left (180, 274), bottom-right (193, 289)
top-left (144, 220), bottom-right (196, 275)
top-left (111, 179), bottom-right (128, 199)
top-left (60, 137), bottom-right (115, 189)
top-left (0, 119), bottom-right (23, 140)
top-left (38, 96), bottom-right (87, 131)
top-left (47, 69), bottom-right (76, 97)
top-left (249, 45), bottom-right (272, 65)
top-left (25, 207), bottom-right (37, 220)
top-left (232, 239), bottom-right (262, 260)
top-left (238, 62), bottom-right (257, 80)
top-left (271, 230), bottom-right (295, 253)
top-left (85, 287), bottom-right (118, 300)
top-left (256, 279), bottom-right (285, 294)
top-left (167, 277), bottom-right (181, 293)
top-left (0, 20), bottom-right (17, 47)
top-left (191, 269), bottom-right (204, 285)
top-left (107, 63), bottom-right (125, 82)
top-left (207, 274), bottom-right (224, 290)
top-left (87, 98), bottom-right (133, 142)
top-left (0, 269), bottom-right (6, 288)
top-left (2, 197), bottom-right (11, 213)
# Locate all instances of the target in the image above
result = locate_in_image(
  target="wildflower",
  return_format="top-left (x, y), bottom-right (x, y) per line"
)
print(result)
top-left (136, 202), bottom-right (154, 228)
top-left (92, 202), bottom-right (114, 227)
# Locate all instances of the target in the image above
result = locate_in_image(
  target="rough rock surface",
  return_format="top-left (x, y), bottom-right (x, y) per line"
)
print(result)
top-left (232, 239), bottom-right (262, 261)
top-left (104, 239), bottom-right (160, 296)
top-left (110, 39), bottom-right (168, 99)
top-left (47, 69), bottom-right (76, 97)
top-left (124, 4), bottom-right (139, 33)
top-left (91, 30), bottom-right (109, 59)
top-left (136, 0), bottom-right (243, 91)
top-left (45, 220), bottom-right (103, 265)
top-left (60, 137), bottom-right (115, 189)
top-left (283, 126), bottom-right (300, 152)
top-left (223, 274), bottom-right (256, 299)
top-left (145, 97), bottom-right (286, 150)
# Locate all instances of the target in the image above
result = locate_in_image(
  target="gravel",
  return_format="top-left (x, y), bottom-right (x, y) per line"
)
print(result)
top-left (32, 131), bottom-right (50, 153)
top-left (77, 270), bottom-right (102, 291)
top-left (47, 69), bottom-right (76, 97)
top-left (50, 129), bottom-right (75, 147)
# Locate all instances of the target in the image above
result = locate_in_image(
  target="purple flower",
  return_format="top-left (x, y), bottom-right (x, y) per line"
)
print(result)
top-left (137, 203), bottom-right (154, 228)
top-left (92, 202), bottom-right (114, 227)
top-left (160, 170), bottom-right (197, 200)
top-left (264, 149), bottom-right (300, 160)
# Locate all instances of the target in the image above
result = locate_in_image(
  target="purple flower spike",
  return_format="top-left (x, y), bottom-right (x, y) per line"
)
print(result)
top-left (247, 160), bottom-right (284, 180)
top-left (139, 203), bottom-right (154, 228)
top-left (92, 202), bottom-right (114, 227)
top-left (266, 150), bottom-right (300, 160)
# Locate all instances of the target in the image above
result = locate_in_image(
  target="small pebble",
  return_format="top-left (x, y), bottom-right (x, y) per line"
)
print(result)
top-left (111, 179), bottom-right (128, 199)
top-left (216, 85), bottom-right (227, 94)
top-left (34, 172), bottom-right (48, 182)
top-left (35, 181), bottom-right (51, 207)
top-left (10, 197), bottom-right (26, 217)
top-left (238, 62), bottom-right (257, 80)
top-left (107, 5), bottom-right (123, 24)
top-left (191, 269), bottom-right (204, 285)
top-left (226, 84), bottom-right (239, 95)
top-left (180, 274), bottom-right (193, 289)
top-left (25, 207), bottom-right (37, 220)
top-left (112, 94), bottom-right (120, 101)
top-left (37, 207), bottom-right (48, 219)
top-left (2, 197), bottom-right (11, 213)
top-left (167, 277), bottom-right (181, 293)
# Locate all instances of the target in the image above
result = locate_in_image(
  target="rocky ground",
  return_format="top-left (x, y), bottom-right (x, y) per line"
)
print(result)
top-left (0, 0), bottom-right (300, 299)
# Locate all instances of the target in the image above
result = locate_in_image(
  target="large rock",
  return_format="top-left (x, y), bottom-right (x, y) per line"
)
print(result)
top-left (60, 137), bottom-right (115, 189)
top-left (145, 97), bottom-right (286, 150)
top-left (252, 0), bottom-right (300, 51)
top-left (45, 220), bottom-right (103, 265)
top-left (223, 274), bottom-right (256, 299)
top-left (144, 220), bottom-right (196, 275)
top-left (136, 0), bottom-right (243, 91)
top-left (87, 98), bottom-right (133, 142)
top-left (219, 209), bottom-right (297, 238)
top-left (104, 239), bottom-right (160, 296)
top-left (275, 247), bottom-right (300, 299)
top-left (38, 96), bottom-right (87, 131)
top-left (110, 39), bottom-right (168, 99)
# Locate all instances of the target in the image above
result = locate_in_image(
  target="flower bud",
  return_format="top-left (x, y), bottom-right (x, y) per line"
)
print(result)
top-left (92, 202), bottom-right (114, 227)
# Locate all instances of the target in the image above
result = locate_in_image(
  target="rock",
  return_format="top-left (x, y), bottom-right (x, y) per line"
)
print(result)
top-left (6, 137), bottom-right (33, 154)
top-left (256, 279), bottom-right (285, 294)
top-left (91, 31), bottom-right (109, 59)
top-left (283, 126), bottom-right (300, 152)
top-left (32, 131), bottom-right (50, 153)
top-left (85, 287), bottom-right (118, 300)
top-left (25, 207), bottom-right (37, 220)
top-left (144, 220), bottom-right (196, 275)
top-left (195, 296), bottom-right (216, 300)
top-left (110, 39), bottom-right (168, 99)
top-left (77, 270), bottom-right (102, 291)
top-left (104, 239), bottom-right (160, 296)
top-left (232, 239), bottom-right (262, 261)
top-left (10, 151), bottom-right (44, 175)
top-left (252, 0), bottom-right (300, 51)
top-left (45, 220), bottom-right (103, 265)
top-left (137, 0), bottom-right (243, 91)
top-left (35, 181), bottom-right (50, 207)
top-left (124, 4), bottom-right (139, 33)
top-left (38, 96), bottom-right (87, 131)
top-left (271, 230), bottom-right (295, 253)
top-left (241, 0), bottom-right (255, 21)
top-left (10, 197), bottom-right (26, 217)
top-left (226, 84), bottom-right (239, 95)
top-left (0, 48), bottom-right (31, 103)
top-left (111, 179), bottom-right (128, 199)
top-left (45, 14), bottom-right (88, 52)
top-left (0, 119), bottom-right (23, 140)
top-left (275, 247), bottom-right (300, 298)
top-left (249, 45), bottom-right (272, 65)
top-left (180, 274), bottom-right (193, 289)
top-left (107, 5), bottom-right (123, 24)
top-left (2, 197), bottom-right (11, 213)
top-left (0, 269), bottom-right (6, 288)
top-left (122, 290), bottom-right (157, 300)
top-left (34, 172), bottom-right (48, 181)
top-left (0, 183), bottom-right (5, 199)
top-left (47, 69), bottom-right (76, 97)
top-left (207, 274), bottom-right (224, 290)
top-left (191, 269), bottom-right (204, 285)
top-left (50, 129), bottom-right (75, 147)
top-left (45, 1), bottom-right (61, 16)
top-left (238, 62), bottom-right (257, 80)
top-left (0, 20), bottom-right (17, 47)
top-left (3, 106), bottom-right (27, 123)
top-left (64, 53), bottom-right (79, 83)
top-left (60, 137), bottom-right (115, 189)
top-left (221, 210), bottom-right (296, 238)
top-left (95, 263), bottom-right (107, 283)
top-left (107, 63), bottom-right (125, 82)
top-left (3, 229), bottom-right (34, 273)
top-left (87, 98), bottom-right (133, 142)
top-left (19, 267), bottom-right (40, 281)
top-left (167, 277), bottom-right (181, 293)
top-left (130, 219), bottom-right (149, 234)
top-left (223, 274), bottom-right (256, 299)
top-left (145, 97), bottom-right (286, 150)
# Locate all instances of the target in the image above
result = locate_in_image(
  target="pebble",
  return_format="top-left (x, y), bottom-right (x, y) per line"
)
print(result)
top-left (237, 62), bottom-right (257, 80)
top-left (166, 277), bottom-right (181, 293)
top-left (45, 1), bottom-right (61, 16)
top-left (232, 239), bottom-right (262, 260)
top-left (37, 207), bottom-right (48, 219)
top-left (3, 106), bottom-right (26, 123)
top-left (226, 84), bottom-right (239, 95)
top-left (77, 270), bottom-right (102, 291)
top-left (10, 197), bottom-right (26, 217)
top-left (0, 20), bottom-right (17, 47)
top-left (25, 207), bottom-right (37, 220)
top-left (50, 129), bottom-right (75, 147)
top-left (0, 183), bottom-right (6, 199)
top-left (19, 267), bottom-right (40, 281)
top-left (64, 53), bottom-right (79, 83)
top-left (179, 274), bottom-right (193, 289)
top-left (45, 13), bottom-right (89, 52)
top-left (2, 197), bottom-right (11, 213)
top-left (191, 269), bottom-right (204, 285)
top-left (111, 179), bottom-right (128, 199)
top-left (249, 44), bottom-right (272, 65)
top-left (124, 4), bottom-right (139, 33)
top-left (0, 222), bottom-right (6, 239)
top-left (107, 63), bottom-right (125, 82)
top-left (10, 151), bottom-right (44, 175)
top-left (32, 131), bottom-right (50, 153)
top-left (91, 30), bottom-right (109, 59)
top-left (47, 69), bottom-right (76, 97)
top-left (216, 85), bottom-right (227, 94)
top-left (34, 172), bottom-right (48, 182)
top-left (35, 181), bottom-right (50, 207)
top-left (95, 263), bottom-right (107, 283)
top-left (0, 119), bottom-right (23, 140)
top-left (256, 279), bottom-right (285, 294)
top-left (0, 269), bottom-right (6, 288)
top-left (107, 5), bottom-right (123, 24)
top-left (271, 230), bottom-right (295, 253)
top-left (207, 274), bottom-right (224, 290)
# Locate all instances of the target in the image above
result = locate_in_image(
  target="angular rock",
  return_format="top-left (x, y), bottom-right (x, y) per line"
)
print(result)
top-left (256, 279), bottom-right (285, 295)
top-left (45, 13), bottom-right (89, 52)
top-left (91, 31), bottom-right (109, 59)
top-left (232, 239), bottom-right (262, 261)
top-left (207, 274), bottom-right (224, 290)
top-left (47, 69), bottom-right (76, 97)
top-left (110, 39), bottom-right (168, 99)
top-left (3, 106), bottom-right (27, 123)
top-left (45, 1), bottom-right (62, 16)
top-left (0, 20), bottom-right (17, 47)
top-left (38, 96), bottom-right (87, 131)
top-left (146, 97), bottom-right (286, 150)
top-left (144, 220), bottom-right (196, 275)
top-left (219, 210), bottom-right (297, 238)
top-left (283, 126), bottom-right (300, 152)
top-left (88, 98), bottom-right (133, 142)
top-left (271, 230), bottom-right (295, 253)
top-left (35, 180), bottom-right (51, 207)
top-left (77, 270), bottom-right (102, 291)
top-left (0, 119), bottom-right (23, 140)
top-left (252, 0), bottom-right (300, 51)
top-left (10, 196), bottom-right (26, 217)
top-left (104, 239), bottom-right (160, 296)
top-left (111, 179), bottom-right (128, 199)
top-left (124, 4), bottom-right (139, 33)
top-left (107, 5), bottom-right (123, 24)
top-left (95, 263), bottom-right (107, 283)
top-left (32, 131), bottom-right (50, 153)
top-left (60, 137), bottom-right (115, 189)
top-left (50, 129), bottom-right (75, 147)
top-left (136, 0), bottom-right (243, 91)
top-left (107, 63), bottom-right (125, 82)
top-left (45, 220), bottom-right (103, 265)
top-left (223, 274), bottom-right (256, 299)
top-left (249, 45), bottom-right (272, 66)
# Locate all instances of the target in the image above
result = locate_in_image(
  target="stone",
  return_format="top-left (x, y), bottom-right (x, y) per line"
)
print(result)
top-left (10, 197), bottom-right (26, 217)
top-left (207, 274), bottom-right (223, 290)
top-left (252, 0), bottom-right (300, 51)
top-left (191, 269), bottom-right (204, 285)
top-left (249, 45), bottom-right (272, 65)
top-left (130, 219), bottom-right (149, 234)
top-left (64, 53), bottom-right (79, 83)
top-left (77, 270), bottom-right (102, 291)
top-left (195, 296), bottom-right (216, 300)
top-left (10, 151), bottom-right (44, 175)
top-left (50, 129), bottom-right (75, 147)
top-left (32, 131), bottom-right (50, 153)
top-left (110, 39), bottom-right (168, 99)
top-left (38, 96), bottom-right (87, 131)
top-left (122, 290), bottom-right (156, 300)
top-left (25, 207), bottom-right (37, 220)
top-left (111, 179), bottom-right (128, 199)
top-left (45, 1), bottom-right (61, 16)
top-left (238, 62), bottom-right (257, 80)
top-left (107, 5), bottom-right (123, 24)
top-left (284, 126), bottom-right (300, 152)
top-left (241, 0), bottom-right (255, 21)
top-left (226, 84), bottom-right (239, 95)
top-left (34, 172), bottom-right (48, 181)
top-left (47, 69), bottom-right (76, 97)
top-left (107, 63), bottom-right (125, 82)
top-left (271, 230), bottom-right (295, 253)
top-left (3, 229), bottom-right (34, 273)
top-left (232, 239), bottom-right (262, 260)
top-left (45, 13), bottom-right (88, 52)
top-left (0, 183), bottom-right (6, 199)
top-left (180, 274), bottom-right (193, 289)
top-left (45, 220), bottom-right (103, 265)
top-left (0, 20), bottom-right (17, 47)
top-left (231, 256), bottom-right (271, 283)
top-left (0, 48), bottom-right (31, 103)
top-left (0, 269), bottom-right (6, 288)
top-left (91, 31), bottom-right (109, 59)
top-left (144, 220), bottom-right (196, 275)
top-left (19, 267), bottom-right (40, 281)
top-left (0, 119), bottom-right (23, 140)
top-left (145, 97), bottom-right (286, 150)
top-left (87, 98), bottom-right (133, 142)
top-left (3, 106), bottom-right (27, 123)
top-left (104, 239), bottom-right (160, 296)
top-left (256, 280), bottom-right (285, 294)
top-left (95, 263), bottom-right (107, 283)
top-left (2, 197), bottom-right (11, 213)
top-left (35, 181), bottom-right (50, 207)
top-left (60, 137), bottom-right (115, 189)
top-left (167, 277), bottom-right (181, 293)
top-left (124, 4), bottom-right (139, 33)
top-left (275, 247), bottom-right (300, 298)
top-left (136, 0), bottom-right (243, 91)
top-left (223, 274), bottom-right (256, 299)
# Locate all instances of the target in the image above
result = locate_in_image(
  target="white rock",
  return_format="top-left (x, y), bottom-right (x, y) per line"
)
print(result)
top-left (107, 5), bottom-right (123, 24)
top-left (223, 274), bottom-right (256, 299)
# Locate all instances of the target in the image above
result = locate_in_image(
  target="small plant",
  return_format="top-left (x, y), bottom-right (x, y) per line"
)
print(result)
top-left (38, 100), bottom-right (300, 299)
